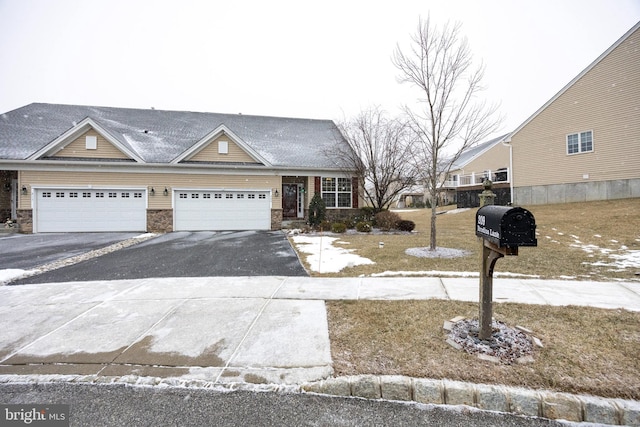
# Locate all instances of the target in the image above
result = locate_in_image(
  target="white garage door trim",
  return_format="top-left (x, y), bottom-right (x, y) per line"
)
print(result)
top-left (33, 187), bottom-right (147, 233)
top-left (174, 189), bottom-right (271, 231)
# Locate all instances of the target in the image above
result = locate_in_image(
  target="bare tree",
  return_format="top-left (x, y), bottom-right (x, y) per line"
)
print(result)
top-left (336, 106), bottom-right (416, 212)
top-left (393, 16), bottom-right (502, 250)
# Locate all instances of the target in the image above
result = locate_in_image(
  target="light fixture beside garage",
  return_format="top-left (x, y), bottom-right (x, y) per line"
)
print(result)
top-left (150, 187), bottom-right (155, 196)
top-left (274, 188), bottom-right (279, 197)
top-left (21, 185), bottom-right (27, 195)
top-left (164, 187), bottom-right (169, 196)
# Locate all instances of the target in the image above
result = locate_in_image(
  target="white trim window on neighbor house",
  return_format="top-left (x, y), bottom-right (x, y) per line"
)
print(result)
top-left (567, 130), bottom-right (593, 155)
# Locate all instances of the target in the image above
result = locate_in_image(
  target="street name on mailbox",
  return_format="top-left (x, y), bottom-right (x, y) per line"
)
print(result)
top-left (476, 205), bottom-right (537, 248)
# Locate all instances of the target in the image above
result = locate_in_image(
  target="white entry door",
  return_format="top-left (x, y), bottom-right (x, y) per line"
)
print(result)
top-left (174, 190), bottom-right (271, 231)
top-left (35, 188), bottom-right (147, 232)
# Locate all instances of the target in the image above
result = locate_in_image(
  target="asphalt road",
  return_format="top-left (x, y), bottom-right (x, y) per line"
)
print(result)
top-left (8, 231), bottom-right (308, 285)
top-left (0, 383), bottom-right (567, 427)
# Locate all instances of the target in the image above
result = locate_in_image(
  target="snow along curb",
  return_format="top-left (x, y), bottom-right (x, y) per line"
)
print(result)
top-left (301, 375), bottom-right (640, 426)
top-left (1, 374), bottom-right (638, 425)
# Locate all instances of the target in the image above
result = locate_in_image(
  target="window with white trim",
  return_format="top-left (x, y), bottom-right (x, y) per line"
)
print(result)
top-left (567, 131), bottom-right (593, 154)
top-left (321, 177), bottom-right (352, 208)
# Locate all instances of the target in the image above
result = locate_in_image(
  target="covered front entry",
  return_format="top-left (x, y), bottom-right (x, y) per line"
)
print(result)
top-left (174, 189), bottom-right (271, 231)
top-left (34, 188), bottom-right (147, 232)
top-left (282, 183), bottom-right (304, 219)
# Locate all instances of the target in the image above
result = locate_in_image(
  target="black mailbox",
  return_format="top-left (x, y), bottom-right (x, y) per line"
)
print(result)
top-left (476, 205), bottom-right (537, 248)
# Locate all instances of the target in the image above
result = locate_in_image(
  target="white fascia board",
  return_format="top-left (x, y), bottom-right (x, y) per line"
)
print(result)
top-left (171, 124), bottom-right (272, 166)
top-left (26, 117), bottom-right (145, 163)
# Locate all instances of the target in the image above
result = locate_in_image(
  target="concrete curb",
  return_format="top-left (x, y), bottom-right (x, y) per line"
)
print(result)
top-left (1, 373), bottom-right (639, 425)
top-left (301, 375), bottom-right (640, 426)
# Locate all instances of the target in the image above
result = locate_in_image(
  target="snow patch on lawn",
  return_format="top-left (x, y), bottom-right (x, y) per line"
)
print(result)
top-left (291, 235), bottom-right (374, 273)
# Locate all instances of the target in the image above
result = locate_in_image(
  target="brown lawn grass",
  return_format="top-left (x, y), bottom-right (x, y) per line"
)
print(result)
top-left (327, 299), bottom-right (640, 400)
top-left (292, 198), bottom-right (640, 281)
top-left (289, 199), bottom-right (640, 399)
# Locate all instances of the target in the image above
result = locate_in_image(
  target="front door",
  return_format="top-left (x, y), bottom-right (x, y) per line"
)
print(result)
top-left (282, 184), bottom-right (298, 218)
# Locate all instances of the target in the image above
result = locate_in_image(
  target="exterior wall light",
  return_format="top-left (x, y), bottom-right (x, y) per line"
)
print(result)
top-left (164, 187), bottom-right (169, 196)
top-left (274, 188), bottom-right (279, 197)
top-left (21, 185), bottom-right (27, 195)
top-left (150, 187), bottom-right (155, 196)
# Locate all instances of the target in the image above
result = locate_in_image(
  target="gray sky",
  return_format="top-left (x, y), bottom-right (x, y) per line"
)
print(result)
top-left (1, 0), bottom-right (639, 137)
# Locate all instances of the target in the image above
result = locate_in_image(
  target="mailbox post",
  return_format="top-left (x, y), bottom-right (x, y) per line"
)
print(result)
top-left (476, 205), bottom-right (537, 340)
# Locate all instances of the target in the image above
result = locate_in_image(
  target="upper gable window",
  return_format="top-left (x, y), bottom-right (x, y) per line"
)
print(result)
top-left (218, 140), bottom-right (229, 154)
top-left (567, 131), bottom-right (593, 155)
top-left (86, 135), bottom-right (97, 150)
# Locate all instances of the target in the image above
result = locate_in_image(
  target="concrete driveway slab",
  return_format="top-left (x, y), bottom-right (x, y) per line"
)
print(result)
top-left (113, 277), bottom-right (285, 300)
top-left (114, 298), bottom-right (266, 367)
top-left (230, 299), bottom-right (331, 368)
top-left (0, 281), bottom-right (142, 306)
top-left (5, 299), bottom-right (180, 364)
top-left (0, 302), bottom-right (97, 361)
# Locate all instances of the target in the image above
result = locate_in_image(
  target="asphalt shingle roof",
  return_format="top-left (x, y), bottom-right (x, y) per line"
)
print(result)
top-left (0, 103), bottom-right (346, 169)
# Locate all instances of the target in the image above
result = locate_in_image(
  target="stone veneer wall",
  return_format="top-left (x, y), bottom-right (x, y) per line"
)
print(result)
top-left (271, 209), bottom-right (283, 230)
top-left (17, 209), bottom-right (33, 233)
top-left (147, 209), bottom-right (173, 233)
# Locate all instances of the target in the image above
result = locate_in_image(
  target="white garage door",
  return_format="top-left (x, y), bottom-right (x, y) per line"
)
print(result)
top-left (35, 189), bottom-right (147, 232)
top-left (174, 190), bottom-right (271, 231)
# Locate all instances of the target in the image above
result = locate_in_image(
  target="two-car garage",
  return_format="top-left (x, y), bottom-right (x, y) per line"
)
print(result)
top-left (33, 188), bottom-right (272, 232)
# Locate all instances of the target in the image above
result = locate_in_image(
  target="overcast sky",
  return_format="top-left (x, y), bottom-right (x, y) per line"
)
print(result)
top-left (1, 0), bottom-right (638, 137)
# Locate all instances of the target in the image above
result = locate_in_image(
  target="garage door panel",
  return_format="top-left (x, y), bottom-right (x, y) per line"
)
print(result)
top-left (175, 191), bottom-right (270, 231)
top-left (36, 190), bottom-right (146, 232)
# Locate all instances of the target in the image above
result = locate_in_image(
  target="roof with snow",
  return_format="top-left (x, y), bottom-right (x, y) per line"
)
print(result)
top-left (451, 133), bottom-right (509, 170)
top-left (0, 103), bottom-right (347, 169)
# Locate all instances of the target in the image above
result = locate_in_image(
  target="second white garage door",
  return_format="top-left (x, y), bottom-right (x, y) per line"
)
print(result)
top-left (174, 190), bottom-right (271, 231)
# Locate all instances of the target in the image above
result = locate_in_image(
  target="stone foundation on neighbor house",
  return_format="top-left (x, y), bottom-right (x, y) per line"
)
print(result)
top-left (146, 209), bottom-right (173, 233)
top-left (514, 178), bottom-right (640, 206)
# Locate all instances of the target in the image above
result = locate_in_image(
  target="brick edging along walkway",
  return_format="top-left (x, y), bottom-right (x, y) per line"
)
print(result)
top-left (302, 375), bottom-right (640, 426)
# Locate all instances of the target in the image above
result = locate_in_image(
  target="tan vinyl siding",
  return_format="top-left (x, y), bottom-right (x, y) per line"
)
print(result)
top-left (454, 143), bottom-right (510, 176)
top-left (20, 170), bottom-right (280, 210)
top-left (53, 130), bottom-right (131, 160)
top-left (511, 27), bottom-right (640, 188)
top-left (189, 135), bottom-right (258, 163)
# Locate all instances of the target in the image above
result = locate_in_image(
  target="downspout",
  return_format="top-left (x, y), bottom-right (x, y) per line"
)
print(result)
top-left (502, 136), bottom-right (514, 205)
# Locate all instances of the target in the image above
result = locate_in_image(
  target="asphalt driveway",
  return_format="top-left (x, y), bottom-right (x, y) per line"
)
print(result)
top-left (6, 231), bottom-right (308, 285)
top-left (0, 232), bottom-right (141, 270)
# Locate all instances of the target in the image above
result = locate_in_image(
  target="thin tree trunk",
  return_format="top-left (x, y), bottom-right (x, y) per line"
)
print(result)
top-left (429, 191), bottom-right (437, 250)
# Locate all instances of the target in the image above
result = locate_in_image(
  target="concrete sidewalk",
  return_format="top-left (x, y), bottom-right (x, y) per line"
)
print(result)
top-left (1, 276), bottom-right (639, 386)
